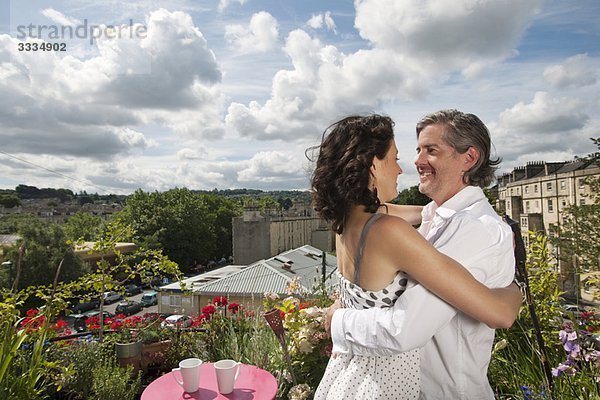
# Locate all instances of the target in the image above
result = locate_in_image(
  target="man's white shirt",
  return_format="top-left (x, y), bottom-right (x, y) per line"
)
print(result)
top-left (330, 186), bottom-right (515, 399)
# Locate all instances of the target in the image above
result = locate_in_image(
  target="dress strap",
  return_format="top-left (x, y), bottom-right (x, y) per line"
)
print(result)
top-left (354, 213), bottom-right (384, 285)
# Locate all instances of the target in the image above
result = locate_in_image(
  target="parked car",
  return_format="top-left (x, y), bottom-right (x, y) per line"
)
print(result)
top-left (115, 300), bottom-right (143, 316)
top-left (70, 298), bottom-right (100, 314)
top-left (125, 284), bottom-right (142, 296)
top-left (161, 314), bottom-right (192, 329)
top-left (72, 310), bottom-right (114, 332)
top-left (140, 291), bottom-right (158, 307)
top-left (102, 291), bottom-right (123, 304)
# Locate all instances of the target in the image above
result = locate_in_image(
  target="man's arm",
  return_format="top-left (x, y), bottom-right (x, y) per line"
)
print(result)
top-left (381, 204), bottom-right (424, 226)
top-left (329, 214), bottom-right (516, 356)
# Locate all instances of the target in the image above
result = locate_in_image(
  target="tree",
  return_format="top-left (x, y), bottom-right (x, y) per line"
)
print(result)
top-left (392, 185), bottom-right (430, 205)
top-left (118, 188), bottom-right (217, 270)
top-left (201, 194), bottom-right (242, 261)
top-left (0, 194), bottom-right (20, 208)
top-left (63, 211), bottom-right (104, 242)
top-left (2, 216), bottom-right (86, 292)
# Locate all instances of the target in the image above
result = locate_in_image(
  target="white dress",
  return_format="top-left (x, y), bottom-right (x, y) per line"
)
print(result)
top-left (314, 214), bottom-right (420, 400)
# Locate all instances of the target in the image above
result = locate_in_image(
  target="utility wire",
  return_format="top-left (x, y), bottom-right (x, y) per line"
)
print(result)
top-left (0, 150), bottom-right (112, 194)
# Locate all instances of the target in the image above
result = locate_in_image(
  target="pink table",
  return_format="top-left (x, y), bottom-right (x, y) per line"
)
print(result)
top-left (141, 363), bottom-right (278, 400)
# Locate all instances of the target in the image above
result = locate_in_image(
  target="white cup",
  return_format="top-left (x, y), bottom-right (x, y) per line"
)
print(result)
top-left (214, 359), bottom-right (241, 394)
top-left (172, 358), bottom-right (203, 393)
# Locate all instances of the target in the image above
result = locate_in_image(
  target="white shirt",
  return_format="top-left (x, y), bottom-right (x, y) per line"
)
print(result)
top-left (330, 186), bottom-right (515, 399)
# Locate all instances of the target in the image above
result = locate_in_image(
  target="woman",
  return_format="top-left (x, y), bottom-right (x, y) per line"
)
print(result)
top-left (310, 114), bottom-right (520, 399)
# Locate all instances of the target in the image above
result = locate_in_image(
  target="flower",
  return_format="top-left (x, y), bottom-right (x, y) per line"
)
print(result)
top-left (202, 304), bottom-right (217, 316)
top-left (288, 383), bottom-right (312, 400)
top-left (227, 303), bottom-right (241, 313)
top-left (213, 296), bottom-right (228, 307)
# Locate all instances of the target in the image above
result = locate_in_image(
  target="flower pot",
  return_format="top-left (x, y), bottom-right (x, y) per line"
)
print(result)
top-left (115, 340), bottom-right (143, 358)
top-left (141, 339), bottom-right (171, 372)
top-left (115, 340), bottom-right (142, 371)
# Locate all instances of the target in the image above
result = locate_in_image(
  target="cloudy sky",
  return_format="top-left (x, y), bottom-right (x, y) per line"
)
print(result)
top-left (0, 0), bottom-right (598, 195)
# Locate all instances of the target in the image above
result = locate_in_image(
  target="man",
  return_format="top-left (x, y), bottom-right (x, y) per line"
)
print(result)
top-left (326, 109), bottom-right (521, 399)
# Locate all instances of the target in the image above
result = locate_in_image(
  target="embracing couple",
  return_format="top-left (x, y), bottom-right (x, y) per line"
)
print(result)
top-left (310, 109), bottom-right (523, 400)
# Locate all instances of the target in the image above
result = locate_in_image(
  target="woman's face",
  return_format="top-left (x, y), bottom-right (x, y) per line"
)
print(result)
top-left (371, 139), bottom-right (403, 202)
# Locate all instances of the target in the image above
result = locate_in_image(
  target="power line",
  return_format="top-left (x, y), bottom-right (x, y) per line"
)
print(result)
top-left (0, 150), bottom-right (112, 194)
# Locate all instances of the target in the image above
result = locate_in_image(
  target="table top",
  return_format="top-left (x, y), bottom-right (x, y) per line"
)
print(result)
top-left (141, 362), bottom-right (278, 400)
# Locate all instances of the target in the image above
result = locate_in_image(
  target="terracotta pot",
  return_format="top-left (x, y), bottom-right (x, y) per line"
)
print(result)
top-left (141, 339), bottom-right (171, 372)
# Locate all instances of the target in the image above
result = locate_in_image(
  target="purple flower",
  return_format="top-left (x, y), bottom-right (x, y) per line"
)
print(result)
top-left (552, 361), bottom-right (576, 377)
top-left (563, 340), bottom-right (580, 358)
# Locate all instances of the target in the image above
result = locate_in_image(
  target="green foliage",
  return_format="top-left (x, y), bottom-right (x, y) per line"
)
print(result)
top-left (489, 232), bottom-right (599, 399)
top-left (49, 341), bottom-right (114, 399)
top-left (118, 188), bottom-right (241, 269)
top-left (63, 211), bottom-right (104, 241)
top-left (0, 193), bottom-right (21, 208)
top-left (90, 362), bottom-right (141, 400)
top-left (2, 216), bottom-right (85, 291)
top-left (392, 185), bottom-right (430, 205)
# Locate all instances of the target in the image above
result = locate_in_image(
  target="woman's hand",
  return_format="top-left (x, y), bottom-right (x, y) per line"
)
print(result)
top-left (325, 299), bottom-right (342, 336)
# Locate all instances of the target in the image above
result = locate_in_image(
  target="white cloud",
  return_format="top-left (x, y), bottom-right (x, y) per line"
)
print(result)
top-left (225, 11), bottom-right (279, 54)
top-left (218, 0), bottom-right (247, 13)
top-left (543, 54), bottom-right (597, 89)
top-left (491, 92), bottom-right (589, 158)
top-left (237, 151), bottom-right (306, 185)
top-left (226, 0), bottom-right (544, 142)
top-left (41, 8), bottom-right (81, 27)
top-left (0, 8), bottom-right (225, 160)
top-left (306, 11), bottom-right (337, 33)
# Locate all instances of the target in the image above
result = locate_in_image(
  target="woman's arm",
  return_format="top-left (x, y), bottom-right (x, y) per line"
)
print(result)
top-left (380, 203), bottom-right (423, 226)
top-left (376, 216), bottom-right (522, 328)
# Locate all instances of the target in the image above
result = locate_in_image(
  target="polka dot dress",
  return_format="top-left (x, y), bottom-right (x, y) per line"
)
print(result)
top-left (315, 213), bottom-right (420, 400)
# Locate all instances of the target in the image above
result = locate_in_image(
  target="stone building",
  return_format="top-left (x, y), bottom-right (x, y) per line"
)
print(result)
top-left (496, 159), bottom-right (599, 303)
top-left (232, 206), bottom-right (334, 265)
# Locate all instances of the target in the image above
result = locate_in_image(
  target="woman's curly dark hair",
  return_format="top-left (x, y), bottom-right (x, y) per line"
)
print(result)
top-left (310, 114), bottom-right (395, 234)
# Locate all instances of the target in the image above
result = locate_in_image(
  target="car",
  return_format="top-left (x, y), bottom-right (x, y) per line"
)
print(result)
top-left (125, 284), bottom-right (142, 296)
top-left (115, 300), bottom-right (143, 316)
top-left (140, 291), bottom-right (158, 307)
top-left (70, 298), bottom-right (100, 314)
top-left (71, 310), bottom-right (114, 332)
top-left (161, 314), bottom-right (192, 329)
top-left (102, 291), bottom-right (123, 304)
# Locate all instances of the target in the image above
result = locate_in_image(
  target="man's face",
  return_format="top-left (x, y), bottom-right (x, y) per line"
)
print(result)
top-left (414, 123), bottom-right (470, 205)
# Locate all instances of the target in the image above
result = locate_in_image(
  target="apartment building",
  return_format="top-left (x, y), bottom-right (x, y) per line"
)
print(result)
top-left (496, 160), bottom-right (599, 303)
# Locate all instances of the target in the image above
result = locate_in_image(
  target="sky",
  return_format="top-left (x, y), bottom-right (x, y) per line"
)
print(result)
top-left (0, 0), bottom-right (598, 195)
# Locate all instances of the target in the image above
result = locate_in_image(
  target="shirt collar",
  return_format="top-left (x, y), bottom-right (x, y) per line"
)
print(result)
top-left (422, 186), bottom-right (485, 221)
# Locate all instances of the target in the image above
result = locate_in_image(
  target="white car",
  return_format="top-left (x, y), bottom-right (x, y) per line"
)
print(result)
top-left (102, 291), bottom-right (123, 304)
top-left (161, 314), bottom-right (192, 329)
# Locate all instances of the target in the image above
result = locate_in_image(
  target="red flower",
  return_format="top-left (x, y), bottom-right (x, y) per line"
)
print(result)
top-left (227, 303), bottom-right (241, 314)
top-left (279, 310), bottom-right (286, 320)
top-left (202, 304), bottom-right (217, 316)
top-left (299, 302), bottom-right (310, 310)
top-left (191, 314), bottom-right (207, 327)
top-left (26, 309), bottom-right (39, 317)
top-left (213, 296), bottom-right (228, 307)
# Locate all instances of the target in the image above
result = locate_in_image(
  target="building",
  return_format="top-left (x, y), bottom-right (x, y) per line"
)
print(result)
top-left (157, 245), bottom-right (338, 316)
top-left (232, 206), bottom-right (334, 265)
top-left (496, 159), bottom-right (600, 303)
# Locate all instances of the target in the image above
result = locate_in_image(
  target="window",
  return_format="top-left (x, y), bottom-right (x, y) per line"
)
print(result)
top-left (169, 295), bottom-right (181, 307)
top-left (561, 198), bottom-right (567, 208)
top-left (521, 217), bottom-right (528, 228)
top-left (506, 200), bottom-right (510, 210)
top-left (580, 198), bottom-right (586, 206)
top-left (548, 199), bottom-right (553, 213)
top-left (546, 182), bottom-right (552, 191)
top-left (534, 184), bottom-right (538, 193)
top-left (579, 178), bottom-right (585, 188)
top-left (510, 188), bottom-right (514, 196)
top-left (525, 186), bottom-right (529, 194)
top-left (560, 180), bottom-right (566, 190)
top-left (535, 200), bottom-right (539, 209)
top-left (526, 201), bottom-right (530, 213)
